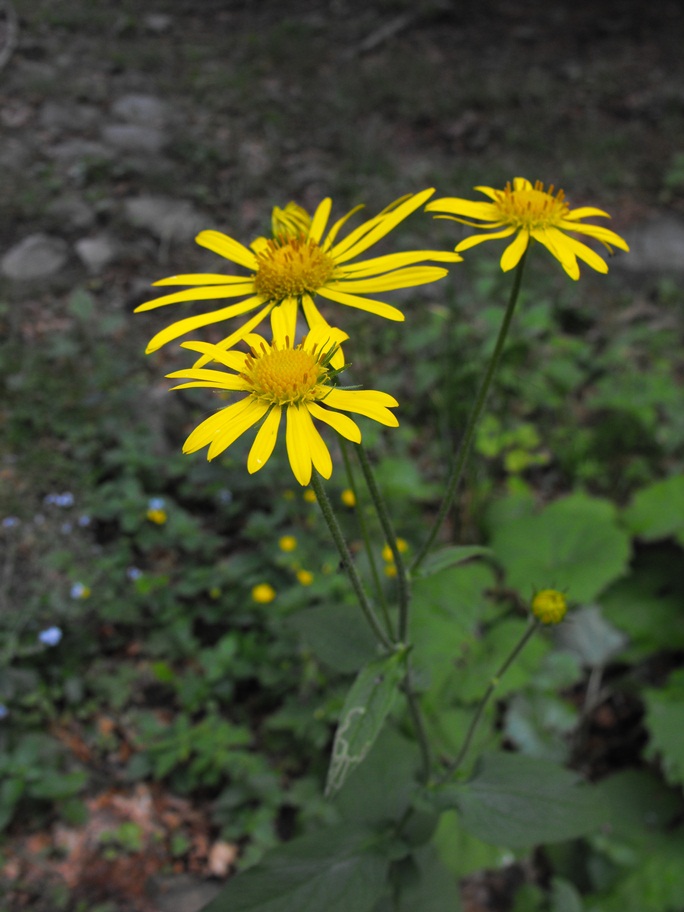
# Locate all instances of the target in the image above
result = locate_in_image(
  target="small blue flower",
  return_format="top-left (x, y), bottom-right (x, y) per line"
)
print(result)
top-left (38, 626), bottom-right (63, 647)
top-left (0, 704), bottom-right (8, 720)
top-left (77, 514), bottom-right (91, 527)
top-left (147, 497), bottom-right (165, 511)
top-left (127, 566), bottom-right (143, 581)
top-left (70, 582), bottom-right (90, 599)
top-left (2, 516), bottom-right (20, 529)
top-left (45, 492), bottom-right (75, 508)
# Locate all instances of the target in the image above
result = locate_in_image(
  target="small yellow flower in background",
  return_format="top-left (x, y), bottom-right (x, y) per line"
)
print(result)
top-left (426, 177), bottom-right (629, 280)
top-left (146, 497), bottom-right (167, 525)
top-left (135, 190), bottom-right (462, 359)
top-left (531, 589), bottom-right (568, 625)
top-left (252, 583), bottom-right (276, 604)
top-left (384, 564), bottom-right (398, 578)
top-left (167, 324), bottom-right (399, 486)
top-left (303, 489), bottom-right (317, 503)
top-left (209, 586), bottom-right (222, 599)
top-left (279, 535), bottom-right (298, 552)
top-left (381, 538), bottom-right (409, 562)
top-left (296, 569), bottom-right (314, 586)
top-left (283, 489), bottom-right (295, 501)
top-left (340, 488), bottom-right (356, 507)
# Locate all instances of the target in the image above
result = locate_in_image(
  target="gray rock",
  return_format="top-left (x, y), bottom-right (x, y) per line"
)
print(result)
top-left (1, 234), bottom-right (69, 281)
top-left (47, 195), bottom-right (97, 230)
top-left (0, 137), bottom-right (32, 172)
top-left (101, 123), bottom-right (167, 154)
top-left (144, 13), bottom-right (173, 32)
top-left (617, 215), bottom-right (684, 272)
top-left (123, 195), bottom-right (207, 242)
top-left (111, 93), bottom-right (168, 127)
top-left (74, 235), bottom-right (118, 273)
top-left (39, 101), bottom-right (100, 131)
top-left (48, 139), bottom-right (114, 163)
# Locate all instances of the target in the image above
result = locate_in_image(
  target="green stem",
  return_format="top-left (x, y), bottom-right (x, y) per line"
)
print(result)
top-left (404, 658), bottom-right (432, 784)
top-left (356, 443), bottom-right (411, 643)
top-left (310, 470), bottom-right (393, 651)
top-left (412, 252), bottom-right (528, 573)
top-left (448, 619), bottom-right (540, 776)
top-left (340, 439), bottom-right (393, 639)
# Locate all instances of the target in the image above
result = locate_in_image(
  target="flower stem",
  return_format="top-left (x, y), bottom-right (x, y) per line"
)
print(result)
top-left (412, 252), bottom-right (528, 574)
top-left (447, 618), bottom-right (540, 776)
top-left (355, 443), bottom-right (411, 643)
top-left (403, 659), bottom-right (432, 784)
top-left (310, 470), bottom-right (393, 651)
top-left (340, 439), bottom-right (393, 639)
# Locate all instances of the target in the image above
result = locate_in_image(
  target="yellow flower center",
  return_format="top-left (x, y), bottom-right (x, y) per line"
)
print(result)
top-left (253, 237), bottom-right (335, 301)
top-left (494, 181), bottom-right (570, 230)
top-left (242, 343), bottom-right (328, 406)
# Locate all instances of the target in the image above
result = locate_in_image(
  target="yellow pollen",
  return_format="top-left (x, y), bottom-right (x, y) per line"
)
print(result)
top-left (253, 237), bottom-right (335, 301)
top-left (242, 345), bottom-right (326, 405)
top-left (494, 180), bottom-right (570, 230)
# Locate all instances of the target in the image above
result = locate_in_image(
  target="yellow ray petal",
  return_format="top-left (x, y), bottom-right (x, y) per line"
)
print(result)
top-left (338, 249), bottom-right (462, 276)
top-left (145, 296), bottom-right (265, 352)
top-left (301, 297), bottom-right (346, 370)
top-left (247, 406), bottom-right (282, 474)
top-left (333, 265), bottom-right (449, 293)
top-left (499, 230), bottom-right (530, 272)
top-left (286, 406), bottom-right (313, 486)
top-left (166, 367), bottom-right (245, 386)
top-left (135, 283), bottom-right (256, 312)
top-left (532, 229), bottom-right (579, 280)
top-left (183, 399), bottom-right (249, 452)
top-left (153, 274), bottom-right (251, 287)
top-left (299, 406), bottom-right (333, 479)
top-left (330, 188), bottom-right (435, 264)
top-left (307, 402), bottom-right (361, 443)
top-left (195, 230), bottom-right (258, 270)
top-left (320, 204), bottom-right (365, 251)
top-left (564, 206), bottom-right (612, 221)
top-left (180, 342), bottom-right (248, 371)
top-left (317, 286), bottom-right (405, 321)
top-left (207, 399), bottom-right (268, 460)
top-left (454, 226), bottom-right (516, 252)
top-left (472, 185), bottom-right (499, 200)
top-left (192, 303), bottom-right (273, 367)
top-left (308, 198), bottom-right (333, 244)
top-left (512, 178), bottom-right (533, 191)
top-left (323, 389), bottom-right (399, 426)
top-left (548, 230), bottom-right (609, 274)
top-left (425, 198), bottom-right (500, 221)
top-left (559, 220), bottom-right (630, 251)
top-left (269, 297), bottom-right (298, 346)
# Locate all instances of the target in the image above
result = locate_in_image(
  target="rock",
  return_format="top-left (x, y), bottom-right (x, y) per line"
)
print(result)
top-left (123, 196), bottom-right (207, 242)
top-left (143, 13), bottom-right (173, 32)
top-left (111, 93), bottom-right (168, 127)
top-left (47, 195), bottom-right (97, 230)
top-left (0, 138), bottom-right (32, 173)
top-left (48, 139), bottom-right (113, 163)
top-left (617, 215), bottom-right (684, 272)
top-left (100, 123), bottom-right (167, 154)
top-left (74, 235), bottom-right (118, 273)
top-left (1, 234), bottom-right (69, 281)
top-left (39, 101), bottom-right (100, 131)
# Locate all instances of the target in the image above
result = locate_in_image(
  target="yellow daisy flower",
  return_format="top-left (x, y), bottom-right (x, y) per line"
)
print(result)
top-left (166, 324), bottom-right (399, 486)
top-left (136, 190), bottom-right (462, 359)
top-left (426, 177), bottom-right (629, 280)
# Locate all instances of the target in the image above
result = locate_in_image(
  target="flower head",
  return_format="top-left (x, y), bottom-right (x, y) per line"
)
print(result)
top-left (38, 626), bottom-right (63, 647)
top-left (427, 178), bottom-right (629, 280)
top-left (252, 583), bottom-right (276, 604)
top-left (167, 324), bottom-right (398, 486)
top-left (70, 582), bottom-right (91, 600)
top-left (278, 535), bottom-right (298, 552)
top-left (146, 497), bottom-right (168, 525)
top-left (340, 488), bottom-right (356, 508)
top-left (531, 589), bottom-right (568, 625)
top-left (136, 190), bottom-right (461, 359)
top-left (296, 569), bottom-right (314, 586)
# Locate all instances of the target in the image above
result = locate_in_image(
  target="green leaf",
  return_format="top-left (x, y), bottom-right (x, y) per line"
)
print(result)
top-left (325, 651), bottom-right (408, 797)
top-left (201, 825), bottom-right (390, 912)
top-left (490, 492), bottom-right (631, 602)
top-left (415, 546), bottom-right (493, 579)
top-left (624, 474), bottom-right (684, 542)
top-left (643, 669), bottom-right (684, 787)
top-left (436, 752), bottom-right (604, 848)
top-left (389, 846), bottom-right (462, 912)
top-left (287, 602), bottom-right (376, 674)
top-left (555, 605), bottom-right (628, 668)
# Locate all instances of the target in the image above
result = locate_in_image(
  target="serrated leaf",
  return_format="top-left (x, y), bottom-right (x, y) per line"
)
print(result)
top-left (415, 546), bottom-right (493, 578)
top-left (201, 825), bottom-right (389, 912)
top-left (325, 651), bottom-right (408, 798)
top-left (490, 492), bottom-right (631, 602)
top-left (435, 752), bottom-right (604, 848)
top-left (624, 474), bottom-right (684, 541)
top-left (287, 603), bottom-right (376, 673)
top-left (643, 669), bottom-right (684, 787)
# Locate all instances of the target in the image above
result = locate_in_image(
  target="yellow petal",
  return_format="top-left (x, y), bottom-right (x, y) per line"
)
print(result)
top-left (549, 230), bottom-right (609, 274)
top-left (207, 399), bottom-right (268, 460)
top-left (499, 230), bottom-right (530, 272)
top-left (145, 297), bottom-right (265, 352)
top-left (425, 198), bottom-right (500, 222)
top-left (285, 406), bottom-right (313, 486)
top-left (135, 283), bottom-right (255, 313)
top-left (300, 406), bottom-right (333, 479)
top-left (308, 198), bottom-right (332, 244)
top-left (301, 297), bottom-right (346, 370)
top-left (269, 296), bottom-right (298, 346)
top-left (455, 226), bottom-right (516, 252)
top-left (195, 230), bottom-right (258, 270)
top-left (323, 389), bottom-right (399, 426)
top-left (320, 204), bottom-right (365, 251)
top-left (532, 229), bottom-right (579, 280)
top-left (247, 406), bottom-right (282, 473)
top-left (153, 274), bottom-right (251, 287)
top-left (338, 250), bottom-right (462, 276)
top-left (307, 402), bottom-right (361, 443)
top-left (564, 206), bottom-right (612, 221)
top-left (180, 342), bottom-right (248, 371)
top-left (559, 220), bottom-right (630, 252)
top-left (333, 265), bottom-right (450, 293)
top-left (166, 367), bottom-right (244, 386)
top-left (317, 286), bottom-right (405, 321)
top-left (192, 304), bottom-right (273, 367)
top-left (512, 178), bottom-right (533, 191)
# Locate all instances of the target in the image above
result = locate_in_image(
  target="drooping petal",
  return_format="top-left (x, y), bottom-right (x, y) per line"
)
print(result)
top-left (183, 397), bottom-right (251, 453)
top-left (531, 229), bottom-right (579, 280)
top-left (207, 399), bottom-right (269, 460)
top-left (195, 230), bottom-right (258, 270)
top-left (247, 406), bottom-right (282, 474)
top-left (322, 389), bottom-right (399, 426)
top-left (317, 286), bottom-right (405, 321)
top-left (454, 226), bottom-right (516, 252)
top-left (135, 283), bottom-right (256, 313)
top-left (558, 220), bottom-right (630, 251)
top-left (307, 401), bottom-right (361, 443)
top-left (552, 231), bottom-right (610, 274)
top-left (180, 342), bottom-right (248, 372)
top-left (499, 229), bottom-right (530, 272)
top-left (333, 265), bottom-right (450, 293)
top-left (145, 297), bottom-right (265, 353)
top-left (299, 407), bottom-right (333, 479)
top-left (285, 405), bottom-right (313, 486)
top-left (337, 249), bottom-right (463, 276)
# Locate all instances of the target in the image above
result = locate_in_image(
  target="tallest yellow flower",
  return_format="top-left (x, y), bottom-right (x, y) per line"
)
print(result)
top-left (136, 190), bottom-right (462, 357)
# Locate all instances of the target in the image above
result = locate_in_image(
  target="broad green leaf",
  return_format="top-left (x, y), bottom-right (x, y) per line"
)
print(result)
top-left (436, 752), bottom-right (603, 848)
top-left (551, 877), bottom-right (584, 912)
top-left (415, 546), bottom-right (493, 579)
top-left (433, 809), bottom-right (507, 878)
top-left (325, 651), bottom-right (408, 798)
top-left (201, 825), bottom-right (389, 912)
top-left (643, 669), bottom-right (684, 787)
top-left (287, 602), bottom-right (376, 673)
top-left (490, 492), bottom-right (631, 602)
top-left (624, 474), bottom-right (684, 542)
top-left (600, 571), bottom-right (684, 658)
top-left (388, 846), bottom-right (462, 912)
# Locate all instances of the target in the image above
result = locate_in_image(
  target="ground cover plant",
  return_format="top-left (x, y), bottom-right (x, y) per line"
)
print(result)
top-left (2, 2), bottom-right (684, 911)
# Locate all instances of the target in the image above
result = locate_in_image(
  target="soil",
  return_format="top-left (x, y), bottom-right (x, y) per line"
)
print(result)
top-left (2, 0), bottom-right (684, 910)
